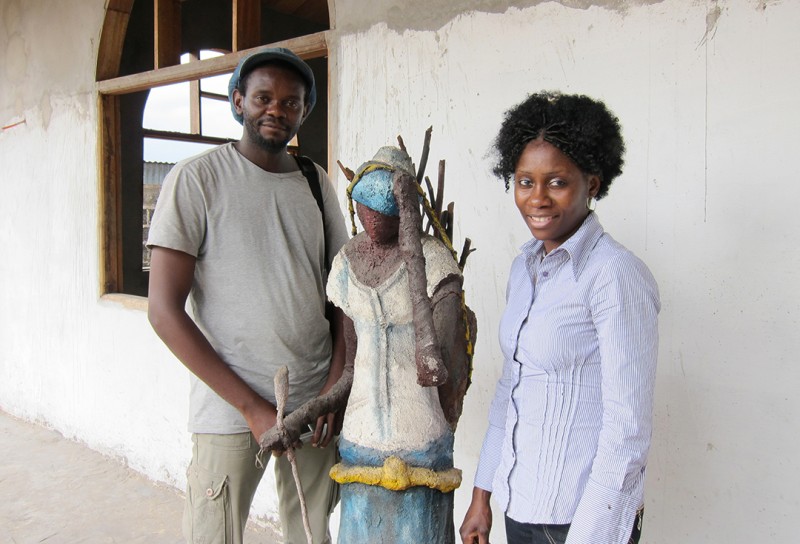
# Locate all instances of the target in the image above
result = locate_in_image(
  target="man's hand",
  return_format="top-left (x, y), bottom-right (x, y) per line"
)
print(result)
top-left (459, 487), bottom-right (493, 544)
top-left (241, 395), bottom-right (279, 444)
top-left (312, 412), bottom-right (336, 448)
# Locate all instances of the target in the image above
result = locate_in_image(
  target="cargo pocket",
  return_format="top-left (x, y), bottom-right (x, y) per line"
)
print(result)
top-left (184, 463), bottom-right (231, 544)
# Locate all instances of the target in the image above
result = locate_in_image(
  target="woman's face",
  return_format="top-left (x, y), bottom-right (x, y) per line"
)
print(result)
top-left (513, 139), bottom-right (600, 253)
top-left (356, 202), bottom-right (399, 245)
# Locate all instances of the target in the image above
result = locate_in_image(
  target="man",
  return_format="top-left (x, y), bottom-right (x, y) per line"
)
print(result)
top-left (147, 47), bottom-right (348, 544)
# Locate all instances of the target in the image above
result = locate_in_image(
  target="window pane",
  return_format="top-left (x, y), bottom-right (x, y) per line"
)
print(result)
top-left (202, 97), bottom-right (242, 139)
top-left (199, 50), bottom-right (231, 95)
top-left (142, 82), bottom-right (191, 132)
top-left (202, 72), bottom-right (230, 95)
top-left (142, 138), bottom-right (216, 269)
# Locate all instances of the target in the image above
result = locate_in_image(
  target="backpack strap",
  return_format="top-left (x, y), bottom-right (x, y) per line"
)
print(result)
top-left (294, 155), bottom-right (323, 215)
top-left (293, 154), bottom-right (329, 272)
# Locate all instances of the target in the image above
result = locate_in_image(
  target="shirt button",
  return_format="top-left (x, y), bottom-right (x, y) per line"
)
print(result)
top-left (542, 271), bottom-right (549, 277)
top-left (206, 488), bottom-right (214, 497)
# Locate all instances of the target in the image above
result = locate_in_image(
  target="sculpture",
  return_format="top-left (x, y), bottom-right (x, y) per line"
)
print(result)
top-left (262, 133), bottom-right (476, 544)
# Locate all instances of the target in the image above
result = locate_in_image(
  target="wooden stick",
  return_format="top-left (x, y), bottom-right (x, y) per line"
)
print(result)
top-left (337, 160), bottom-right (355, 182)
top-left (458, 238), bottom-right (474, 270)
top-left (435, 160), bottom-right (446, 220)
top-left (424, 176), bottom-right (437, 235)
top-left (445, 202), bottom-right (455, 241)
top-left (440, 209), bottom-right (450, 242)
top-left (424, 176), bottom-right (437, 213)
top-left (274, 367), bottom-right (314, 544)
top-left (416, 126), bottom-right (433, 184)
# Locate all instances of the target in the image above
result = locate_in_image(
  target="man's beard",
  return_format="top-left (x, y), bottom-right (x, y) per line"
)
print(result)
top-left (244, 115), bottom-right (295, 153)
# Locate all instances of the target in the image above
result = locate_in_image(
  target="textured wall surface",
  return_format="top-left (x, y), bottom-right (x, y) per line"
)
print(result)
top-left (327, 1), bottom-right (799, 542)
top-left (1, 0), bottom-right (798, 542)
top-left (0, 0), bottom-right (196, 498)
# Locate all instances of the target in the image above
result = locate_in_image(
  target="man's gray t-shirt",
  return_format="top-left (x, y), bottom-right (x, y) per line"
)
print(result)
top-left (147, 143), bottom-right (349, 434)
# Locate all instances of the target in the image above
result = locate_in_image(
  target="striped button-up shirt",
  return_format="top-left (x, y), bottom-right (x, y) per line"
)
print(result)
top-left (474, 212), bottom-right (660, 544)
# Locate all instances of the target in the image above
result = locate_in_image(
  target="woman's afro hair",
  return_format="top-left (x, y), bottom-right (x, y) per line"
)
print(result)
top-left (491, 91), bottom-right (625, 199)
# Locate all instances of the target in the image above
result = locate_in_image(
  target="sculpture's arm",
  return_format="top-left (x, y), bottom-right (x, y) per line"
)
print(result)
top-left (432, 275), bottom-right (475, 431)
top-left (259, 313), bottom-right (356, 452)
top-left (393, 170), bottom-right (448, 387)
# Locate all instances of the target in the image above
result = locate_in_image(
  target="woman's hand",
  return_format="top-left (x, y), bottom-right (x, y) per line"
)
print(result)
top-left (460, 487), bottom-right (493, 544)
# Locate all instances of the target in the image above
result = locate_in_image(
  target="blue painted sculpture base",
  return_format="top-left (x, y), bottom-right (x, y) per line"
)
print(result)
top-left (339, 435), bottom-right (454, 470)
top-left (338, 482), bottom-right (455, 544)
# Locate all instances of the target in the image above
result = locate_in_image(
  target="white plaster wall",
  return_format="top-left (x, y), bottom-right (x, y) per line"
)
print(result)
top-left (328, 1), bottom-right (800, 542)
top-left (0, 0), bottom-right (193, 488)
top-left (0, 0), bottom-right (284, 528)
top-left (1, 0), bottom-right (799, 542)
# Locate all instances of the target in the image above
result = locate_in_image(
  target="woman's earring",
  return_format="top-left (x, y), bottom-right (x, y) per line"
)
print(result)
top-left (587, 196), bottom-right (597, 211)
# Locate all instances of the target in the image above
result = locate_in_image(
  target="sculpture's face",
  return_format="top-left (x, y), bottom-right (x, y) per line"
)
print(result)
top-left (357, 202), bottom-right (399, 245)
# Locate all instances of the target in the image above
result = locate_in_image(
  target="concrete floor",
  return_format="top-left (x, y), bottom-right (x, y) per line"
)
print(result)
top-left (0, 410), bottom-right (281, 544)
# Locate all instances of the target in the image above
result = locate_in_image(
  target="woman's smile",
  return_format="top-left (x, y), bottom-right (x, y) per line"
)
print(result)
top-left (513, 139), bottom-right (599, 253)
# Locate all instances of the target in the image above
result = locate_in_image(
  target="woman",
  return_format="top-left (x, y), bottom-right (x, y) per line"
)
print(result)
top-left (460, 92), bottom-right (660, 544)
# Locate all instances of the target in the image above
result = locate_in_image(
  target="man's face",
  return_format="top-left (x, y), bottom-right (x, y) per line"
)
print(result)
top-left (234, 64), bottom-right (308, 153)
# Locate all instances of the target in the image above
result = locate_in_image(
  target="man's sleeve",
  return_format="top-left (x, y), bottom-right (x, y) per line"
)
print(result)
top-left (147, 163), bottom-right (206, 257)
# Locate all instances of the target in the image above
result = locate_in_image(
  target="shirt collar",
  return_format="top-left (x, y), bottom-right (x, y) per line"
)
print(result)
top-left (520, 212), bottom-right (604, 281)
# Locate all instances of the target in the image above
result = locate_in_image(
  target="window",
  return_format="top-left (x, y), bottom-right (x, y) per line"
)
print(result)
top-left (141, 50), bottom-right (243, 269)
top-left (97, 0), bottom-right (331, 296)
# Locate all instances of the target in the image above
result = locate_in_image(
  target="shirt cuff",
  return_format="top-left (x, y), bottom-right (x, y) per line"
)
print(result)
top-left (564, 477), bottom-right (640, 544)
top-left (473, 423), bottom-right (505, 491)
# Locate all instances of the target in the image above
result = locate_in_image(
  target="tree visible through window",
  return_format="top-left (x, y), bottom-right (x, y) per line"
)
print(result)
top-left (97, 0), bottom-right (331, 296)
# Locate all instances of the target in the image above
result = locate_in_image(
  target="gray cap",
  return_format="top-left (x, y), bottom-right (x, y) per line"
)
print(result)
top-left (227, 47), bottom-right (317, 124)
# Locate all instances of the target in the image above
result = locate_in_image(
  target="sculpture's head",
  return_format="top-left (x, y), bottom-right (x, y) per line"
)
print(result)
top-left (347, 146), bottom-right (415, 240)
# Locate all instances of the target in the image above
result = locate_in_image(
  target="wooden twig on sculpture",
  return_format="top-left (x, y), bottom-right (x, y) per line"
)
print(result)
top-left (274, 366), bottom-right (313, 544)
top-left (458, 238), bottom-right (475, 271)
top-left (416, 126), bottom-right (433, 184)
top-left (423, 176), bottom-right (436, 234)
top-left (337, 160), bottom-right (355, 182)
top-left (435, 160), bottom-right (446, 221)
top-left (445, 202), bottom-right (455, 241)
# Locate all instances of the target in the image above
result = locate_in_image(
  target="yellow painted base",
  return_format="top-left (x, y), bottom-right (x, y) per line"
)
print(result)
top-left (329, 456), bottom-right (462, 493)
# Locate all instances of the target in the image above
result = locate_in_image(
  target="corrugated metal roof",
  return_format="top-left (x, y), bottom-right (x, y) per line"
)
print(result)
top-left (143, 162), bottom-right (175, 185)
